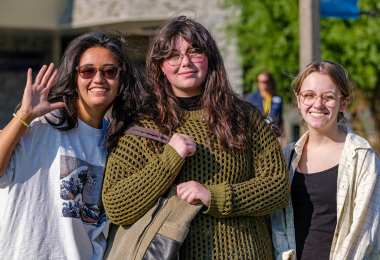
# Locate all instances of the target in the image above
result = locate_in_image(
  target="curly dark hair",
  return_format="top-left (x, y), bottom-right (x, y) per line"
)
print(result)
top-left (31, 30), bottom-right (146, 149)
top-left (145, 16), bottom-right (276, 152)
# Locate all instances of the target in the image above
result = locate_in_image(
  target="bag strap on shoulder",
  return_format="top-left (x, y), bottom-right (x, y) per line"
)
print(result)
top-left (125, 126), bottom-right (171, 144)
top-left (289, 148), bottom-right (295, 169)
top-left (282, 145), bottom-right (295, 224)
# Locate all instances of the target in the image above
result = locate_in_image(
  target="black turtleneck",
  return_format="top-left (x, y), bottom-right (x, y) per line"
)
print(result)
top-left (177, 95), bottom-right (201, 111)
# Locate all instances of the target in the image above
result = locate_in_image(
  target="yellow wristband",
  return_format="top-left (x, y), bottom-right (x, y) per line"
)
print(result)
top-left (13, 113), bottom-right (31, 129)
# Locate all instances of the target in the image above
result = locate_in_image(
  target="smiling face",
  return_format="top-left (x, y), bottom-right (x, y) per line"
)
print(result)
top-left (160, 37), bottom-right (208, 97)
top-left (297, 72), bottom-right (348, 131)
top-left (76, 47), bottom-right (120, 115)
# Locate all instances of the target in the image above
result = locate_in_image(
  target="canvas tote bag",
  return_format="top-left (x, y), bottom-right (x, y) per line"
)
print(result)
top-left (103, 127), bottom-right (203, 260)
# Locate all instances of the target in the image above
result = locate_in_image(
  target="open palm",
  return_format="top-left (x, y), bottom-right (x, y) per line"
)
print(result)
top-left (18, 64), bottom-right (66, 121)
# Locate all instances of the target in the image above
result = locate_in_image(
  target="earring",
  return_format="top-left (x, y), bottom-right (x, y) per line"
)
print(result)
top-left (162, 71), bottom-right (165, 75)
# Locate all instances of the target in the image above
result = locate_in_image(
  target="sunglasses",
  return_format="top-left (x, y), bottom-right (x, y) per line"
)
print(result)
top-left (76, 65), bottom-right (121, 79)
top-left (257, 80), bottom-right (269, 84)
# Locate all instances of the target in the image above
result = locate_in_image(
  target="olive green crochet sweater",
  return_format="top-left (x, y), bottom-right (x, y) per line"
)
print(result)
top-left (103, 109), bottom-right (290, 260)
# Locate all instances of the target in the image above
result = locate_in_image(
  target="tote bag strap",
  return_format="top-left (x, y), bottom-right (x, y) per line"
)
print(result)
top-left (125, 126), bottom-right (171, 144)
top-left (283, 146), bottom-right (295, 226)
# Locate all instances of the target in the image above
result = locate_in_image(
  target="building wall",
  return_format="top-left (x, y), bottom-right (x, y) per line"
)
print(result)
top-left (0, 33), bottom-right (52, 128)
top-left (0, 0), bottom-right (65, 30)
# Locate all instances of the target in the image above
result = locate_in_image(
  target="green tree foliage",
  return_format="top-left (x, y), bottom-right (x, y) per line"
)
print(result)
top-left (228, 0), bottom-right (380, 154)
top-left (322, 1), bottom-right (380, 93)
top-left (321, 0), bottom-right (380, 154)
top-left (225, 0), bottom-right (299, 101)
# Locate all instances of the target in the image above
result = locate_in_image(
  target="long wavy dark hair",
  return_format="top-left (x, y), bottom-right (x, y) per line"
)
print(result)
top-left (32, 30), bottom-right (145, 149)
top-left (146, 16), bottom-right (273, 152)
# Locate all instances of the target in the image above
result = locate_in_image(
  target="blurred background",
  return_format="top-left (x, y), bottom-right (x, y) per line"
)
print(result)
top-left (0, 0), bottom-right (379, 155)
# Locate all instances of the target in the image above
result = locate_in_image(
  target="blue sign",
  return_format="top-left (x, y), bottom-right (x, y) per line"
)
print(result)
top-left (321, 0), bottom-right (359, 20)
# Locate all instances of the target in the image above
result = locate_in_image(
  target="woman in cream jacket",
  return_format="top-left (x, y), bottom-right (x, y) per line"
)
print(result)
top-left (271, 61), bottom-right (380, 260)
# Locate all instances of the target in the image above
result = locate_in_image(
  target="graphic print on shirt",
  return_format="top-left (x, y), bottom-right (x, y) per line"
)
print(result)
top-left (59, 155), bottom-right (106, 227)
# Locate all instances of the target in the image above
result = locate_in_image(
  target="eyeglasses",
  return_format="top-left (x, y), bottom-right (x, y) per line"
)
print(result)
top-left (166, 48), bottom-right (205, 66)
top-left (297, 91), bottom-right (346, 108)
top-left (76, 65), bottom-right (121, 79)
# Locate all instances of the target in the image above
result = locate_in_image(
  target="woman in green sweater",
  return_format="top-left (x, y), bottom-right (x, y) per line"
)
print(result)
top-left (103, 16), bottom-right (290, 259)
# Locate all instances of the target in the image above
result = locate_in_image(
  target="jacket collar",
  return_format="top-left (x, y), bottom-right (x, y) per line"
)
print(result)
top-left (293, 125), bottom-right (371, 157)
top-left (344, 126), bottom-right (371, 150)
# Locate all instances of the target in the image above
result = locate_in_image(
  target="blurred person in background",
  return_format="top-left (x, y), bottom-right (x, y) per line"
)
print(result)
top-left (102, 16), bottom-right (290, 260)
top-left (246, 71), bottom-right (287, 146)
top-left (0, 31), bottom-right (145, 259)
top-left (270, 60), bottom-right (380, 260)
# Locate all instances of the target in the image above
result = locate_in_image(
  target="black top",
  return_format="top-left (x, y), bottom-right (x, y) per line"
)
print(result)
top-left (178, 95), bottom-right (201, 111)
top-left (291, 165), bottom-right (339, 260)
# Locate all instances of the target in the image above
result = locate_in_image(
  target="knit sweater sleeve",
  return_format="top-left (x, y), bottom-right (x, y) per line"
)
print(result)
top-left (204, 110), bottom-right (290, 218)
top-left (102, 134), bottom-right (185, 225)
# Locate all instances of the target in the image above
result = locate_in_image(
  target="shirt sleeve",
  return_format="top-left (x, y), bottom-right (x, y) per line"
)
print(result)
top-left (203, 110), bottom-right (291, 218)
top-left (333, 149), bottom-right (380, 260)
top-left (270, 208), bottom-right (296, 260)
top-left (0, 131), bottom-right (28, 189)
top-left (102, 134), bottom-right (185, 225)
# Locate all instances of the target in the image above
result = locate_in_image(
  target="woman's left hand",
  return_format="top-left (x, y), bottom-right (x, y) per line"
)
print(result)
top-left (177, 181), bottom-right (211, 207)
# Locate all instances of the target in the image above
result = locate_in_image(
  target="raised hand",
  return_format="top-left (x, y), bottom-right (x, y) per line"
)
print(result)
top-left (17, 63), bottom-right (66, 123)
top-left (168, 133), bottom-right (196, 159)
top-left (177, 181), bottom-right (211, 207)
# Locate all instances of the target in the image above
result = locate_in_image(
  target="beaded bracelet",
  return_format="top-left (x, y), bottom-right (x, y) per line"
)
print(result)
top-left (13, 113), bottom-right (31, 129)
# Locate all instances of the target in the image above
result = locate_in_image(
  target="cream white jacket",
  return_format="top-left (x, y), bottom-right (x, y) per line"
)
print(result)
top-left (270, 126), bottom-right (380, 260)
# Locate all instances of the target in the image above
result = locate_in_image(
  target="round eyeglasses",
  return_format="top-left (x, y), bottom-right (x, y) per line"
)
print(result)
top-left (297, 91), bottom-right (346, 108)
top-left (166, 48), bottom-right (205, 66)
top-left (76, 65), bottom-right (121, 79)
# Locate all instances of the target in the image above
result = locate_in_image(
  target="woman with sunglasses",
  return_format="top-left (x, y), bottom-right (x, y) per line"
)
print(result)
top-left (246, 71), bottom-right (287, 146)
top-left (0, 31), bottom-right (144, 259)
top-left (270, 61), bottom-right (380, 260)
top-left (103, 16), bottom-right (290, 259)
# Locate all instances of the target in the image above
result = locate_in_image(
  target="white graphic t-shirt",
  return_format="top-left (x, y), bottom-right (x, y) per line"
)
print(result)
top-left (0, 112), bottom-right (108, 260)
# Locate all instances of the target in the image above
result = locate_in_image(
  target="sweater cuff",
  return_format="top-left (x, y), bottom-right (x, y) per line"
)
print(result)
top-left (161, 144), bottom-right (185, 175)
top-left (203, 183), bottom-right (230, 216)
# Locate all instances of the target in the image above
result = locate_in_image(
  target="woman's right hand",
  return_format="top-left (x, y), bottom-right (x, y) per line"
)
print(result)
top-left (17, 63), bottom-right (66, 123)
top-left (168, 133), bottom-right (196, 159)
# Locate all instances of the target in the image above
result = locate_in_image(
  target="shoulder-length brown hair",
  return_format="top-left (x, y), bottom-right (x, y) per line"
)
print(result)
top-left (145, 16), bottom-right (270, 152)
top-left (258, 71), bottom-right (277, 96)
top-left (291, 60), bottom-right (353, 127)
